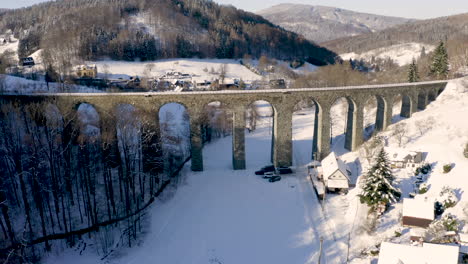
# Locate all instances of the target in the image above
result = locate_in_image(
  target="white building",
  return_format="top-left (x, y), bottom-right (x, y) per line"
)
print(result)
top-left (378, 242), bottom-right (459, 264)
top-left (321, 152), bottom-right (352, 192)
top-left (386, 147), bottom-right (424, 169)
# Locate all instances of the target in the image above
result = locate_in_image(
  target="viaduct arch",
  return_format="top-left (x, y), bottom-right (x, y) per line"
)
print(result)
top-left (1, 80), bottom-right (448, 172)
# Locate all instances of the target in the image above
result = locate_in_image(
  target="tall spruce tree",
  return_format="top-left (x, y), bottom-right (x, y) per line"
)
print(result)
top-left (430, 41), bottom-right (449, 79)
top-left (359, 148), bottom-right (401, 211)
top-left (408, 58), bottom-right (419, 83)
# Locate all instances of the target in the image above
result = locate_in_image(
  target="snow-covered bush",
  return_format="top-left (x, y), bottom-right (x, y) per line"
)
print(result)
top-left (464, 142), bottom-right (468, 158)
top-left (415, 163), bottom-right (432, 175)
top-left (443, 163), bottom-right (453, 173)
top-left (438, 186), bottom-right (458, 208)
top-left (419, 183), bottom-right (429, 194)
top-left (434, 201), bottom-right (445, 216)
top-left (425, 213), bottom-right (460, 243)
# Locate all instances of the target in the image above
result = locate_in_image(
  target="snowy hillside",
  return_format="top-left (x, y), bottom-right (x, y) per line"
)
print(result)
top-left (340, 43), bottom-right (435, 66)
top-left (43, 77), bottom-right (468, 264)
top-left (258, 4), bottom-right (413, 43)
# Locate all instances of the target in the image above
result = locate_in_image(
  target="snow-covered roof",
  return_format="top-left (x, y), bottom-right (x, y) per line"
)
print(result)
top-left (76, 64), bottom-right (97, 70)
top-left (378, 242), bottom-right (459, 264)
top-left (386, 147), bottom-right (423, 163)
top-left (321, 152), bottom-right (350, 181)
top-left (402, 198), bottom-right (434, 220)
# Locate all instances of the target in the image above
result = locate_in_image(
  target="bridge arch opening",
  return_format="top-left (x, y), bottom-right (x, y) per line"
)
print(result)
top-left (428, 91), bottom-right (437, 102)
top-left (330, 97), bottom-right (357, 153)
top-left (115, 104), bottom-right (143, 173)
top-left (44, 103), bottom-right (64, 132)
top-left (363, 96), bottom-right (378, 141)
top-left (200, 101), bottom-right (233, 169)
top-left (158, 103), bottom-right (191, 176)
top-left (76, 103), bottom-right (101, 144)
top-left (392, 94), bottom-right (412, 123)
top-left (437, 87), bottom-right (445, 96)
top-left (292, 99), bottom-right (319, 164)
top-left (245, 100), bottom-right (275, 167)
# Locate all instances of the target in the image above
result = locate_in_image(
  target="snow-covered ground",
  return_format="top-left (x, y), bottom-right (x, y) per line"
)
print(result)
top-left (341, 43), bottom-right (436, 66)
top-left (43, 77), bottom-right (468, 264)
top-left (0, 74), bottom-right (100, 93)
top-left (91, 58), bottom-right (262, 83)
top-left (91, 58), bottom-right (317, 84)
top-left (0, 34), bottom-right (19, 58)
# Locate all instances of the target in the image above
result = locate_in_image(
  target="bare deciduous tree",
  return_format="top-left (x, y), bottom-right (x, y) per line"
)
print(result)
top-left (415, 117), bottom-right (436, 136)
top-left (392, 123), bottom-right (408, 147)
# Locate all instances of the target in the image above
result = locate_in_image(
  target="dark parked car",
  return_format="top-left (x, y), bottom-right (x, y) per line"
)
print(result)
top-left (255, 165), bottom-right (276, 175)
top-left (269, 176), bottom-right (281, 183)
top-left (277, 166), bottom-right (293, 174)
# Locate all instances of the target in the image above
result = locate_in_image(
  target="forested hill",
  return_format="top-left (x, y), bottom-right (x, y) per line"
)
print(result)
top-left (323, 12), bottom-right (468, 54)
top-left (0, 0), bottom-right (337, 65)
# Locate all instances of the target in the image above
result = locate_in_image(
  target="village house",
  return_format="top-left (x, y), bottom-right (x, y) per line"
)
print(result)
top-left (320, 152), bottom-right (352, 193)
top-left (402, 198), bottom-right (434, 228)
top-left (378, 242), bottom-right (459, 264)
top-left (386, 147), bottom-right (424, 169)
top-left (21, 57), bottom-right (35, 67)
top-left (76, 65), bottom-right (98, 79)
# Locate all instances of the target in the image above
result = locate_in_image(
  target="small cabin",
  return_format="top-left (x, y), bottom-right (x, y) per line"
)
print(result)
top-left (21, 57), bottom-right (35, 67)
top-left (76, 65), bottom-right (98, 79)
top-left (269, 79), bottom-right (286, 89)
top-left (402, 198), bottom-right (434, 228)
top-left (321, 152), bottom-right (352, 192)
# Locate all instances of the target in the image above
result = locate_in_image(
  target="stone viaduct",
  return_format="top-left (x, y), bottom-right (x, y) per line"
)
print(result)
top-left (0, 80), bottom-right (448, 172)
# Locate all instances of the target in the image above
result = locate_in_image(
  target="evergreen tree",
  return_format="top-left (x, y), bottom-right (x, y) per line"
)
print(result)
top-left (420, 46), bottom-right (426, 58)
top-left (408, 58), bottom-right (419, 83)
top-left (359, 149), bottom-right (401, 211)
top-left (430, 41), bottom-right (449, 79)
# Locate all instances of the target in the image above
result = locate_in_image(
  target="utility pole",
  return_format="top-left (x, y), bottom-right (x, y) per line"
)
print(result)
top-left (318, 236), bottom-right (324, 264)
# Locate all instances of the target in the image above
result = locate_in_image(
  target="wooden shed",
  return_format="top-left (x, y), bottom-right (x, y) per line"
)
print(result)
top-left (402, 198), bottom-right (434, 228)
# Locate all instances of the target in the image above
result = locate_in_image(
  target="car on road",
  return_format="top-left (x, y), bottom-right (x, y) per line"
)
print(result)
top-left (276, 166), bottom-right (293, 174)
top-left (269, 176), bottom-right (281, 182)
top-left (255, 165), bottom-right (276, 175)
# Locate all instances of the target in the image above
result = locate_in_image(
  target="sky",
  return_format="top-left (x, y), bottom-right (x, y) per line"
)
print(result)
top-left (1, 0), bottom-right (468, 19)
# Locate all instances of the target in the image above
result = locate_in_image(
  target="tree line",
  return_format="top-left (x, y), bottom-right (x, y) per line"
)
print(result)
top-left (0, 0), bottom-right (337, 65)
top-left (0, 98), bottom-right (236, 263)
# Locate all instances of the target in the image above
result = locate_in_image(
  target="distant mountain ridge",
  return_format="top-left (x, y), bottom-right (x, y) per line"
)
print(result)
top-left (323, 12), bottom-right (468, 54)
top-left (0, 0), bottom-right (337, 65)
top-left (258, 3), bottom-right (414, 43)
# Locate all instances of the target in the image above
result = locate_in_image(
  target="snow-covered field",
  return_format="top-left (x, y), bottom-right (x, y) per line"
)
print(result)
top-left (341, 43), bottom-right (436, 66)
top-left (90, 58), bottom-right (317, 84)
top-left (42, 77), bottom-right (468, 264)
top-left (91, 58), bottom-right (262, 83)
